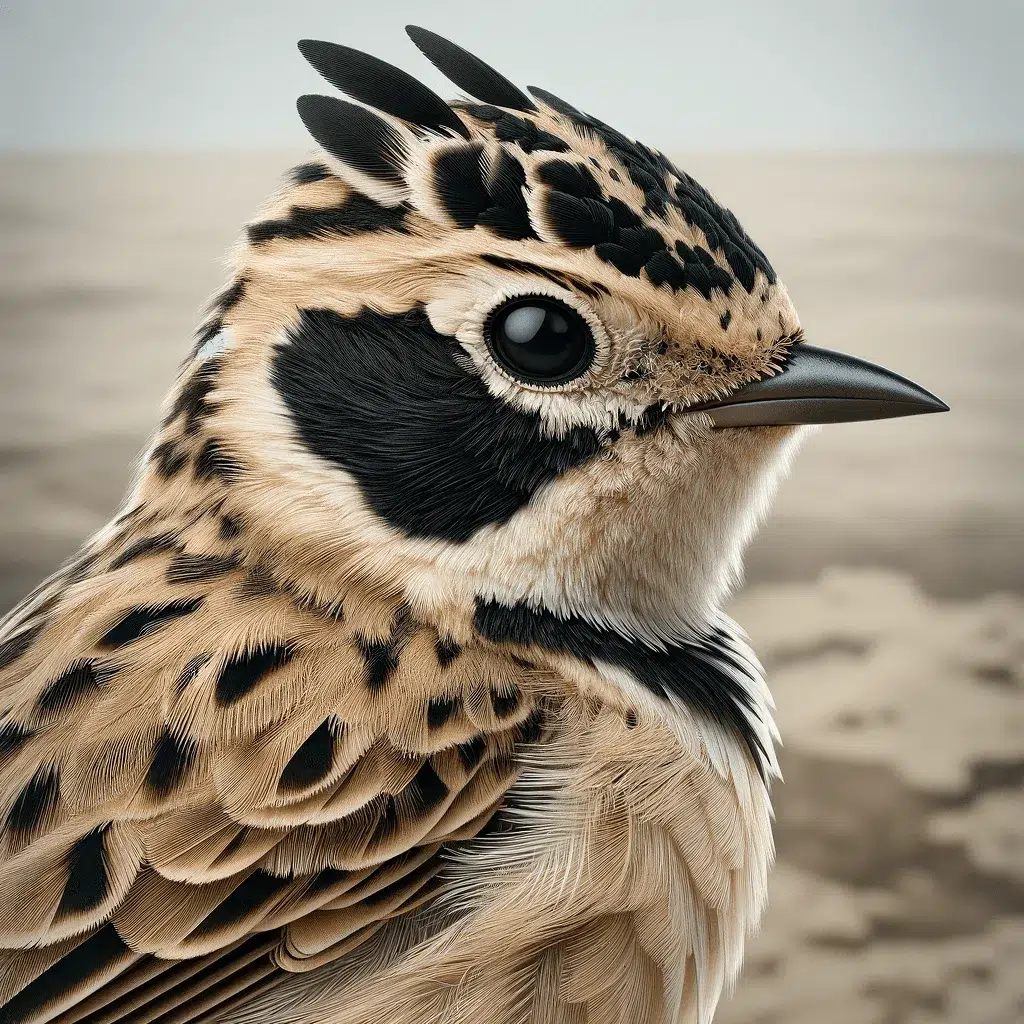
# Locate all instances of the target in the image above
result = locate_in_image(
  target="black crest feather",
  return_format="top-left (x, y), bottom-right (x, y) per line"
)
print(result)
top-left (526, 85), bottom-right (588, 120)
top-left (405, 26), bottom-right (536, 112)
top-left (295, 95), bottom-right (408, 185)
top-left (545, 192), bottom-right (615, 248)
top-left (298, 39), bottom-right (470, 140)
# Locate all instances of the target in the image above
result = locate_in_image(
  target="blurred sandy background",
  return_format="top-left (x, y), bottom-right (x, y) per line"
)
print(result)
top-left (2, 1), bottom-right (1023, 1022)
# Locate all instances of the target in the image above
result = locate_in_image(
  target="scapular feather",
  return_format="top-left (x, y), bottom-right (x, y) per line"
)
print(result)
top-left (298, 39), bottom-right (470, 140)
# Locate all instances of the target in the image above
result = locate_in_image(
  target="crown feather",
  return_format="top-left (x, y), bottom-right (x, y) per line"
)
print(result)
top-left (298, 39), bottom-right (471, 140)
top-left (295, 95), bottom-right (409, 187)
top-left (526, 85), bottom-right (589, 120)
top-left (405, 26), bottom-right (536, 113)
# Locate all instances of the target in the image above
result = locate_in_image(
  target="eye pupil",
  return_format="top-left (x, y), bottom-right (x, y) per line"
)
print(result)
top-left (486, 297), bottom-right (594, 385)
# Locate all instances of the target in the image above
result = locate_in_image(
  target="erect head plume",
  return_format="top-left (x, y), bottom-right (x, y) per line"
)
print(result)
top-left (291, 26), bottom-right (800, 396)
top-left (293, 27), bottom-right (947, 431)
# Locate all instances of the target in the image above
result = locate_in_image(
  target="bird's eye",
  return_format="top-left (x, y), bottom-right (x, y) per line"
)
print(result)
top-left (485, 296), bottom-right (595, 386)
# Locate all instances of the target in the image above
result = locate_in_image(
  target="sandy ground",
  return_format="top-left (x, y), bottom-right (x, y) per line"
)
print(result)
top-left (0, 152), bottom-right (1021, 1022)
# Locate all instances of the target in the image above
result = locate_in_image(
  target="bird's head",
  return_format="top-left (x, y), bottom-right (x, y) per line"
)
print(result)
top-left (140, 28), bottom-right (946, 642)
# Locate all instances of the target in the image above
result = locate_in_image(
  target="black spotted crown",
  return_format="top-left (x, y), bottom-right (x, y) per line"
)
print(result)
top-left (296, 26), bottom-right (777, 305)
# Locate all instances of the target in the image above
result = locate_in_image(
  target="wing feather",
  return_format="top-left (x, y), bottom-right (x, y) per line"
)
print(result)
top-left (0, 520), bottom-right (553, 1022)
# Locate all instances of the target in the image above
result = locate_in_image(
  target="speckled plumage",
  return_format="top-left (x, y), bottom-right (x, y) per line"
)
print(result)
top-left (0, 27), bottom-right (808, 1024)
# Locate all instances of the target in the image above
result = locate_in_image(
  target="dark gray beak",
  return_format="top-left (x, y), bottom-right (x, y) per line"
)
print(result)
top-left (693, 344), bottom-right (949, 427)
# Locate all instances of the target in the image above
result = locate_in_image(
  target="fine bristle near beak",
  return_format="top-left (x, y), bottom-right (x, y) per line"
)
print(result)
top-left (692, 344), bottom-right (949, 427)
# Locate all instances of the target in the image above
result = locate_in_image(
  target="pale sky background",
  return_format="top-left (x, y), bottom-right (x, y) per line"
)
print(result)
top-left (1, 0), bottom-right (1021, 150)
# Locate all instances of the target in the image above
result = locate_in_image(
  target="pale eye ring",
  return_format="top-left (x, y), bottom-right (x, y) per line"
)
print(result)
top-left (484, 295), bottom-right (595, 386)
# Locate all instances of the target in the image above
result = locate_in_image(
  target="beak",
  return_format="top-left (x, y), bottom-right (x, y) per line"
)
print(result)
top-left (693, 344), bottom-right (949, 427)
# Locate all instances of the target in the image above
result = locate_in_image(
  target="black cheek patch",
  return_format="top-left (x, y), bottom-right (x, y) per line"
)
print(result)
top-left (271, 307), bottom-right (602, 543)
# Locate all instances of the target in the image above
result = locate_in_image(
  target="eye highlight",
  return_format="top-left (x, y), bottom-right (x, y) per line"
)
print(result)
top-left (484, 296), bottom-right (595, 386)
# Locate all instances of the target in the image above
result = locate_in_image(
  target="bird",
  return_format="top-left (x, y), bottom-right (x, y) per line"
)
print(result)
top-left (0, 25), bottom-right (947, 1024)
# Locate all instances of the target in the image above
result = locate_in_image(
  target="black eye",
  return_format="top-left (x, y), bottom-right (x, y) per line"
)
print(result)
top-left (485, 296), bottom-right (595, 386)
